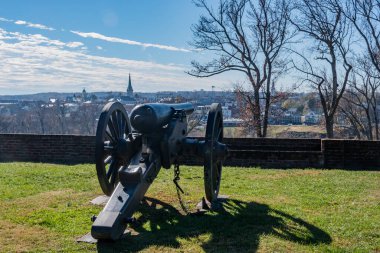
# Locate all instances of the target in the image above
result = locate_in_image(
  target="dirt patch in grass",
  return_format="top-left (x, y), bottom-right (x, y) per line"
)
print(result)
top-left (0, 220), bottom-right (60, 252)
top-left (367, 188), bottom-right (380, 200)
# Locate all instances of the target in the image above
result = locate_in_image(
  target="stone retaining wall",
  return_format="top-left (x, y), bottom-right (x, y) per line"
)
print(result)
top-left (0, 134), bottom-right (378, 169)
top-left (0, 134), bottom-right (95, 164)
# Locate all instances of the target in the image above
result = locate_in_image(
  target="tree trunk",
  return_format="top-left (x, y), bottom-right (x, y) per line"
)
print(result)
top-left (375, 114), bottom-right (379, 140)
top-left (253, 88), bottom-right (262, 137)
top-left (262, 78), bottom-right (271, 137)
top-left (326, 115), bottom-right (334, 138)
top-left (262, 100), bottom-right (269, 137)
top-left (372, 104), bottom-right (379, 140)
top-left (365, 109), bottom-right (373, 140)
top-left (347, 117), bottom-right (361, 139)
top-left (39, 118), bottom-right (45, 134)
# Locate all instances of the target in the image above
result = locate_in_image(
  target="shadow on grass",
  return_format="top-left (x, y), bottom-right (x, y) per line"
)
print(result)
top-left (97, 197), bottom-right (331, 252)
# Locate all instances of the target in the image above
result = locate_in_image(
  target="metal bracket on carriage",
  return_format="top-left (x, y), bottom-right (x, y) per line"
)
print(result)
top-left (194, 194), bottom-right (230, 215)
top-left (119, 165), bottom-right (143, 187)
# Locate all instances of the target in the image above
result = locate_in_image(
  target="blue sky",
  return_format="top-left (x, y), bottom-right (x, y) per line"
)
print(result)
top-left (0, 0), bottom-right (236, 95)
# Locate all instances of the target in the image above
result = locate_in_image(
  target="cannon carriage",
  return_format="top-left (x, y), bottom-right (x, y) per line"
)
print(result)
top-left (91, 101), bottom-right (228, 240)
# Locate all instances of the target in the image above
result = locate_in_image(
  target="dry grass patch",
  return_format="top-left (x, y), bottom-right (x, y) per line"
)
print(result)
top-left (0, 220), bottom-right (60, 252)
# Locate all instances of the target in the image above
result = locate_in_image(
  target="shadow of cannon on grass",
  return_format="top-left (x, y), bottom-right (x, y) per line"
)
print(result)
top-left (97, 197), bottom-right (331, 252)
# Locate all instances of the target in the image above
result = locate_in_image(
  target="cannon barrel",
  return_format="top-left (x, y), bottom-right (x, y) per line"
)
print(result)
top-left (130, 103), bottom-right (194, 133)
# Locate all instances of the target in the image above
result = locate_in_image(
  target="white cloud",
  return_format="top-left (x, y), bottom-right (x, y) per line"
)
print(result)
top-left (14, 20), bottom-right (55, 31)
top-left (0, 17), bottom-right (13, 22)
top-left (66, 41), bottom-right (84, 48)
top-left (71, 30), bottom-right (190, 52)
top-left (14, 20), bottom-right (26, 25)
top-left (96, 46), bottom-right (103, 50)
top-left (2, 17), bottom-right (190, 52)
top-left (0, 30), bottom-right (86, 51)
top-left (0, 28), bottom-right (232, 94)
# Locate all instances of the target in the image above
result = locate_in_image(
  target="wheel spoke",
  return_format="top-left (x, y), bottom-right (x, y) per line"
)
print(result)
top-left (106, 168), bottom-right (113, 180)
top-left (120, 112), bottom-right (125, 138)
top-left (121, 115), bottom-right (127, 138)
top-left (104, 147), bottom-right (114, 152)
top-left (104, 155), bottom-right (112, 164)
top-left (115, 111), bottom-right (121, 138)
top-left (110, 162), bottom-right (118, 185)
top-left (105, 130), bottom-right (116, 144)
top-left (106, 161), bottom-right (116, 179)
top-left (111, 111), bottom-right (120, 139)
top-left (107, 118), bottom-right (118, 141)
top-left (118, 112), bottom-right (125, 138)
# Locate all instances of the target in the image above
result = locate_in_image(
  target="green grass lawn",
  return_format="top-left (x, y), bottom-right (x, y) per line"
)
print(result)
top-left (0, 163), bottom-right (378, 252)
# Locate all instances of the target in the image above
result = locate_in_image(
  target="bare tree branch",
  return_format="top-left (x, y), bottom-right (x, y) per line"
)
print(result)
top-left (189, 0), bottom-right (294, 137)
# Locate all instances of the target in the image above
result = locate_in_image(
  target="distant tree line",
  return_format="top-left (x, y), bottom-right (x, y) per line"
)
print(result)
top-left (190, 0), bottom-right (380, 139)
top-left (0, 101), bottom-right (102, 135)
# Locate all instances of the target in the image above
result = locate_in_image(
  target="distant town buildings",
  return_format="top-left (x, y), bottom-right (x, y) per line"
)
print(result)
top-left (0, 73), bottom-right (332, 135)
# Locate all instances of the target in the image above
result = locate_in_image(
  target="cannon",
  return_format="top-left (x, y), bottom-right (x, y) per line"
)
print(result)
top-left (91, 101), bottom-right (228, 240)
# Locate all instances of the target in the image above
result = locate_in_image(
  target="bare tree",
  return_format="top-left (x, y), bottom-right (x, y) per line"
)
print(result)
top-left (54, 100), bottom-right (68, 134)
top-left (343, 0), bottom-right (380, 72)
top-left (189, 0), bottom-right (294, 137)
top-left (338, 95), bottom-right (366, 139)
top-left (34, 102), bottom-right (48, 134)
top-left (187, 108), bottom-right (208, 135)
top-left (291, 0), bottom-right (353, 138)
top-left (0, 115), bottom-right (13, 133)
top-left (18, 109), bottom-right (40, 133)
top-left (75, 103), bottom-right (99, 135)
top-left (340, 56), bottom-right (380, 139)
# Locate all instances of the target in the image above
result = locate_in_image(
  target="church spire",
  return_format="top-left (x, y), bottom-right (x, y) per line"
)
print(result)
top-left (127, 73), bottom-right (133, 97)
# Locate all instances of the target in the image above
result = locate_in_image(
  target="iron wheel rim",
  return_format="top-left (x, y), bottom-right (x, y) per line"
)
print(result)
top-left (204, 103), bottom-right (223, 203)
top-left (95, 102), bottom-right (131, 196)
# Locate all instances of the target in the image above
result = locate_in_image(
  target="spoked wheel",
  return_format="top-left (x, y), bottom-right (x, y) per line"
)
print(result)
top-left (95, 102), bottom-right (131, 196)
top-left (204, 103), bottom-right (224, 203)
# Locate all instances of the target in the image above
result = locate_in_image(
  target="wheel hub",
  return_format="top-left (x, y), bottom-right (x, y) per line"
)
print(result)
top-left (115, 138), bottom-right (129, 160)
